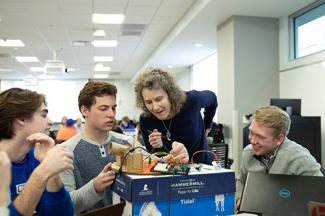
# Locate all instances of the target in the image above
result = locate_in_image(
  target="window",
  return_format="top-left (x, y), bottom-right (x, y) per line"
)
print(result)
top-left (290, 1), bottom-right (325, 59)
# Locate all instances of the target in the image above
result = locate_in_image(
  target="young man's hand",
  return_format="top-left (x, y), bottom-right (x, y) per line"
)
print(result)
top-left (28, 133), bottom-right (55, 162)
top-left (38, 144), bottom-right (74, 180)
top-left (93, 163), bottom-right (116, 193)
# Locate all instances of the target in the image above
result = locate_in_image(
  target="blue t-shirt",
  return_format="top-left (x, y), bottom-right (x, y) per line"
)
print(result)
top-left (140, 90), bottom-right (217, 164)
top-left (9, 147), bottom-right (73, 216)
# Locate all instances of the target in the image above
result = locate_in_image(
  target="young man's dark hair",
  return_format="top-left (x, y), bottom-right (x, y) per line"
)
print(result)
top-left (0, 88), bottom-right (45, 139)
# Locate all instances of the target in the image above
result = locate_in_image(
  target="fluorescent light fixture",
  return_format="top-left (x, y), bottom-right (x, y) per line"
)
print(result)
top-left (16, 56), bottom-right (40, 62)
top-left (93, 29), bottom-right (106, 37)
top-left (94, 74), bottom-right (109, 79)
top-left (92, 13), bottom-right (125, 24)
top-left (30, 67), bottom-right (45, 72)
top-left (167, 65), bottom-right (173, 68)
top-left (93, 56), bottom-right (114, 62)
top-left (92, 40), bottom-right (118, 47)
top-left (322, 61), bottom-right (325, 68)
top-left (94, 63), bottom-right (111, 72)
top-left (195, 43), bottom-right (204, 48)
top-left (0, 39), bottom-right (25, 47)
top-left (180, 55), bottom-right (187, 59)
top-left (0, 68), bottom-right (12, 72)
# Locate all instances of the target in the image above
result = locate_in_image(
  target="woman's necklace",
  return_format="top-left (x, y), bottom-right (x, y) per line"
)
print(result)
top-left (161, 118), bottom-right (173, 140)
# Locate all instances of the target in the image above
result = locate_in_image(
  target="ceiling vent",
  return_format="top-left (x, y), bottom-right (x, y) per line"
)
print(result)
top-left (45, 51), bottom-right (66, 74)
top-left (121, 24), bottom-right (146, 36)
top-left (72, 40), bottom-right (91, 47)
top-left (109, 72), bottom-right (121, 76)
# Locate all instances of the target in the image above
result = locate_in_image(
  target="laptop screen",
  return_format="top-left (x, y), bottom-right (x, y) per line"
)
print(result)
top-left (239, 172), bottom-right (325, 216)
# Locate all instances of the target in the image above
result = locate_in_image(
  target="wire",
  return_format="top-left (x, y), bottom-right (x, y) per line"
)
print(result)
top-left (147, 129), bottom-right (173, 152)
top-left (190, 150), bottom-right (219, 164)
top-left (118, 146), bottom-right (150, 174)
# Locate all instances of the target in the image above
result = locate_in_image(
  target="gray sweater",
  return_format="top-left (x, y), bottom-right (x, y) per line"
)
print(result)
top-left (60, 132), bottom-right (129, 214)
top-left (236, 138), bottom-right (323, 201)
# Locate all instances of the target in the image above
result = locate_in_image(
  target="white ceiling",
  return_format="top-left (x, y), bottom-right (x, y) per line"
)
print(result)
top-left (0, 0), bottom-right (316, 81)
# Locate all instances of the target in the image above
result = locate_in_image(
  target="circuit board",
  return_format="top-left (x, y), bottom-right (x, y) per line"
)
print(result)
top-left (152, 162), bottom-right (190, 175)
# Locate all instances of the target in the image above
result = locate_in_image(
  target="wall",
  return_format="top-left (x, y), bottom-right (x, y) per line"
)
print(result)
top-left (279, 17), bottom-right (325, 166)
top-left (217, 16), bottom-right (279, 172)
top-left (172, 67), bottom-right (192, 91)
top-left (0, 79), bottom-right (141, 122)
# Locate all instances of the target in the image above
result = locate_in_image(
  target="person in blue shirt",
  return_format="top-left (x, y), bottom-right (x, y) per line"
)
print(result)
top-left (0, 151), bottom-right (11, 216)
top-left (134, 68), bottom-right (218, 164)
top-left (119, 116), bottom-right (134, 131)
top-left (0, 88), bottom-right (74, 216)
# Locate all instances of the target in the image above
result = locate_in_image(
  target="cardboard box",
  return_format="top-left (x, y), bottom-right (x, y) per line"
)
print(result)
top-left (112, 168), bottom-right (235, 215)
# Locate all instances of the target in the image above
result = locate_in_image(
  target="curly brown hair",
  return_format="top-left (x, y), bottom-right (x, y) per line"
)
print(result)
top-left (78, 80), bottom-right (117, 111)
top-left (0, 88), bottom-right (45, 140)
top-left (134, 68), bottom-right (186, 118)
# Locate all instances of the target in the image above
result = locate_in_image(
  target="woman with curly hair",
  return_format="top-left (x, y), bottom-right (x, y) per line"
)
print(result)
top-left (134, 68), bottom-right (218, 164)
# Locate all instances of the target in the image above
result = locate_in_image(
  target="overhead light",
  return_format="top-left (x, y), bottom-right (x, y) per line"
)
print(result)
top-left (167, 65), bottom-right (173, 68)
top-left (92, 40), bottom-right (118, 47)
top-left (0, 39), bottom-right (25, 47)
top-left (322, 61), bottom-right (325, 68)
top-left (94, 74), bottom-right (109, 79)
top-left (94, 63), bottom-right (111, 71)
top-left (0, 68), bottom-right (12, 72)
top-left (93, 29), bottom-right (106, 37)
top-left (195, 43), bottom-right (204, 48)
top-left (30, 67), bottom-right (45, 72)
top-left (92, 13), bottom-right (125, 24)
top-left (16, 56), bottom-right (39, 62)
top-left (93, 56), bottom-right (114, 62)
top-left (180, 55), bottom-right (187, 59)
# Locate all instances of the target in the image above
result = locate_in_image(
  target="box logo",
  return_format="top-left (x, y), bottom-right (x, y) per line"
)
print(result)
top-left (139, 184), bottom-right (153, 196)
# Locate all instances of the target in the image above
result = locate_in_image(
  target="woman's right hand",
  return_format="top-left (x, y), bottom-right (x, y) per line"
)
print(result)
top-left (148, 129), bottom-right (163, 148)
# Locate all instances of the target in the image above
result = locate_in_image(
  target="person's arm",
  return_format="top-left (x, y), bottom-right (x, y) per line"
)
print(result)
top-left (60, 163), bottom-right (116, 213)
top-left (35, 186), bottom-right (73, 216)
top-left (11, 135), bottom-right (74, 216)
top-left (192, 90), bottom-right (218, 130)
top-left (235, 154), bottom-right (248, 212)
top-left (9, 164), bottom-right (49, 215)
top-left (0, 151), bottom-right (10, 216)
top-left (293, 150), bottom-right (323, 176)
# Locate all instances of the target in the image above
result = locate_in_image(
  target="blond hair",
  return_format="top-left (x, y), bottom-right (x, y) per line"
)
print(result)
top-left (252, 106), bottom-right (291, 136)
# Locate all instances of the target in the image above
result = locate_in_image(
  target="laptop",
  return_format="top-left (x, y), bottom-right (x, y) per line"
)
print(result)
top-left (239, 172), bottom-right (325, 216)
